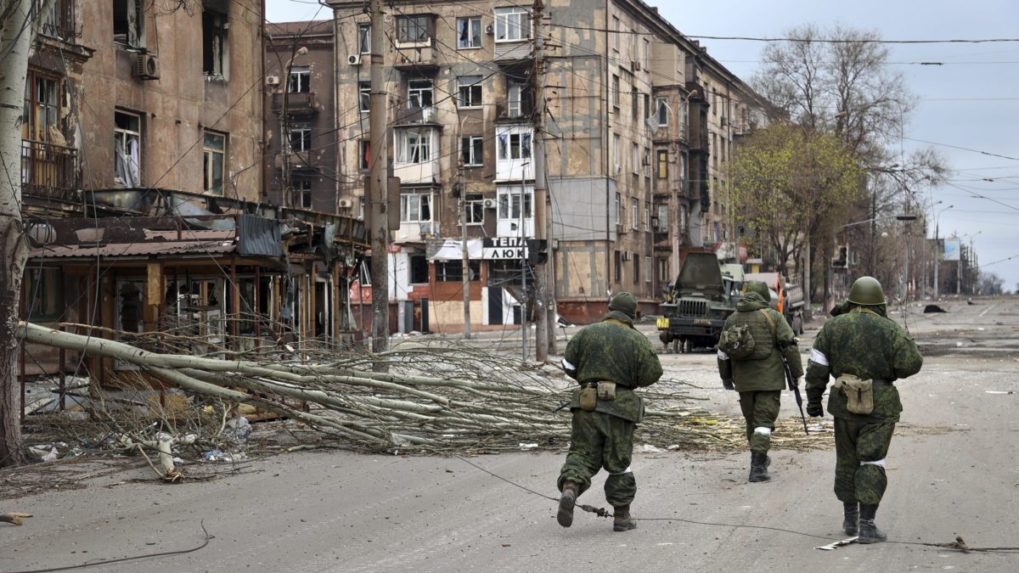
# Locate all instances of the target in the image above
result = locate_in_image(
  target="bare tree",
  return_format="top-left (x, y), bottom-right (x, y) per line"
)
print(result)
top-left (752, 24), bottom-right (947, 304)
top-left (0, 0), bottom-right (40, 468)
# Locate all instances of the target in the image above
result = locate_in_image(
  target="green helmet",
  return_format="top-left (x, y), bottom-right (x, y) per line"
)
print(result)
top-left (608, 291), bottom-right (637, 319)
top-left (744, 281), bottom-right (770, 300)
top-left (848, 276), bottom-right (886, 306)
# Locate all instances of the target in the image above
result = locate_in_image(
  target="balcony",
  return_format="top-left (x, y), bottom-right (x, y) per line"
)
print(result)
top-left (21, 139), bottom-right (78, 200)
top-left (393, 105), bottom-right (439, 127)
top-left (494, 101), bottom-right (533, 124)
top-left (34, 0), bottom-right (79, 43)
top-left (271, 92), bottom-right (318, 116)
top-left (393, 46), bottom-right (438, 73)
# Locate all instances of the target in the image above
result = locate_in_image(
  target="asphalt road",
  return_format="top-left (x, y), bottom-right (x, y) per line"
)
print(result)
top-left (3, 296), bottom-right (1018, 572)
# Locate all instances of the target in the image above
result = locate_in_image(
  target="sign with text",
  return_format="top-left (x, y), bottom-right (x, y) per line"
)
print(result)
top-left (482, 237), bottom-right (528, 260)
top-left (480, 237), bottom-right (546, 259)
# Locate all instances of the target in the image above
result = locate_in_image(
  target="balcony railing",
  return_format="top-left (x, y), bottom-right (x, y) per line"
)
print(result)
top-left (271, 92), bottom-right (318, 115)
top-left (21, 139), bottom-right (78, 200)
top-left (34, 0), bottom-right (79, 42)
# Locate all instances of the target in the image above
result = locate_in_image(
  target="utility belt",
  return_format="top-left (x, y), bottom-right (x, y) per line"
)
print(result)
top-left (832, 375), bottom-right (892, 415)
top-left (579, 381), bottom-right (630, 411)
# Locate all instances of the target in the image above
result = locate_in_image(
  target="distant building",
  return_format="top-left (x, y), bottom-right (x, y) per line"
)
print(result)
top-left (327, 0), bottom-right (766, 328)
top-left (265, 20), bottom-right (340, 212)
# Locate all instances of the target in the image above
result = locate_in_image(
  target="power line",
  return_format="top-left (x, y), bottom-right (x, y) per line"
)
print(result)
top-left (903, 137), bottom-right (1019, 162)
top-left (685, 34), bottom-right (1019, 45)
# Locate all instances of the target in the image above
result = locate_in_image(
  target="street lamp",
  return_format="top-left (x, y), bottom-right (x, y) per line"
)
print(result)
top-left (933, 204), bottom-right (953, 299)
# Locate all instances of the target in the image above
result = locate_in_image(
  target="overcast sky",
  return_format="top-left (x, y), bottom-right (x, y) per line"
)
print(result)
top-left (265, 0), bottom-right (1019, 293)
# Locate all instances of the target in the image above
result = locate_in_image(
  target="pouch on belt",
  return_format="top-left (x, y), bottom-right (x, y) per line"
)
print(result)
top-left (833, 374), bottom-right (874, 415)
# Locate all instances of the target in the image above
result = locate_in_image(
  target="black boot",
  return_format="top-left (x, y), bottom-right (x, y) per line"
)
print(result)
top-left (613, 504), bottom-right (637, 532)
top-left (842, 502), bottom-right (859, 536)
top-left (749, 451), bottom-right (771, 482)
top-left (557, 481), bottom-right (578, 528)
top-left (858, 504), bottom-right (887, 543)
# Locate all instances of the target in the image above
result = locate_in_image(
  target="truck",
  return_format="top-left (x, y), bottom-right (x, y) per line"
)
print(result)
top-left (744, 272), bottom-right (805, 335)
top-left (656, 252), bottom-right (742, 353)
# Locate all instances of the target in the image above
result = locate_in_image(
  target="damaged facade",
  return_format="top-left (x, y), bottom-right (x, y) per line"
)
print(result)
top-left (19, 1), bottom-right (367, 397)
top-left (328, 0), bottom-right (767, 328)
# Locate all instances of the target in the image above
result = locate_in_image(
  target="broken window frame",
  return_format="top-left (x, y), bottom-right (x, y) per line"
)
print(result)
top-left (407, 79), bottom-right (434, 109)
top-left (396, 15), bottom-right (432, 45)
top-left (202, 5), bottom-right (229, 79)
top-left (289, 127), bottom-right (312, 152)
top-left (497, 186), bottom-right (533, 221)
top-left (395, 128), bottom-right (433, 165)
top-left (358, 23), bottom-right (371, 53)
top-left (114, 110), bottom-right (142, 187)
top-left (462, 136), bottom-right (483, 167)
top-left (288, 66), bottom-right (311, 94)
top-left (465, 194), bottom-right (484, 225)
top-left (400, 192), bottom-right (433, 223)
top-left (203, 130), bottom-right (226, 195)
top-left (456, 16), bottom-right (482, 49)
top-left (457, 75), bottom-right (483, 108)
top-left (113, 0), bottom-right (145, 49)
top-left (294, 177), bottom-right (313, 209)
top-left (494, 6), bottom-right (531, 42)
top-left (358, 81), bottom-right (370, 112)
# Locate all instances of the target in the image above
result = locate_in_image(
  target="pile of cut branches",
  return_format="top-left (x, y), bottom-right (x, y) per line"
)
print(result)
top-left (19, 322), bottom-right (823, 455)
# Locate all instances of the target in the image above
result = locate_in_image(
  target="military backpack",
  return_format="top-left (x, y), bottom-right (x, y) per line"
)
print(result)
top-left (718, 309), bottom-right (776, 360)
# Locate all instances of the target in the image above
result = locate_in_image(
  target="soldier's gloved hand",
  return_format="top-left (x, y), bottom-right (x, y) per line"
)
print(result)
top-left (806, 401), bottom-right (824, 417)
top-left (722, 379), bottom-right (735, 391)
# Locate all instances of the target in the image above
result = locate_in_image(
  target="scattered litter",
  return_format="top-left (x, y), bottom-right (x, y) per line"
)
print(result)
top-left (985, 391), bottom-right (1014, 395)
top-left (518, 443), bottom-right (538, 451)
top-left (666, 444), bottom-right (681, 450)
top-left (224, 416), bottom-right (252, 444)
top-left (816, 537), bottom-right (858, 551)
top-left (28, 445), bottom-right (60, 462)
top-left (202, 449), bottom-right (229, 462)
top-left (637, 444), bottom-right (664, 453)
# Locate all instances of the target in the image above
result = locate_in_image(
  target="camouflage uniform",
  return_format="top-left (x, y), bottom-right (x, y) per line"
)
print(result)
top-left (806, 282), bottom-right (923, 541)
top-left (717, 283), bottom-right (803, 481)
top-left (557, 293), bottom-right (662, 530)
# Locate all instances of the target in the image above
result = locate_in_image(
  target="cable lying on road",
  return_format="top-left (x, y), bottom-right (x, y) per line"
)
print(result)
top-left (456, 456), bottom-right (1019, 554)
top-left (3, 521), bottom-right (213, 573)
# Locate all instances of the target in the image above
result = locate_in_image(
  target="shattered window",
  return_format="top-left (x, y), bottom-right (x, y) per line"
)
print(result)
top-left (114, 110), bottom-right (141, 187)
top-left (457, 17), bottom-right (482, 49)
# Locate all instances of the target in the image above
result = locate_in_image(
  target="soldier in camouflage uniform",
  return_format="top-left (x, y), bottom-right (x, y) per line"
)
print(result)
top-left (717, 281), bottom-right (803, 482)
top-left (805, 276), bottom-right (923, 543)
top-left (557, 292), bottom-right (663, 532)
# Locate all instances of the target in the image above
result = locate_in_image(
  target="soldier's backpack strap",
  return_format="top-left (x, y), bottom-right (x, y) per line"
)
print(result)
top-left (758, 308), bottom-right (777, 336)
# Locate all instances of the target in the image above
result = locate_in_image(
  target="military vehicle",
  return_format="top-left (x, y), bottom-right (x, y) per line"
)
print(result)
top-left (657, 252), bottom-right (742, 353)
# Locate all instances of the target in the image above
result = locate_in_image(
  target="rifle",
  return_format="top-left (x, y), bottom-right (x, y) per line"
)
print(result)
top-left (784, 360), bottom-right (808, 435)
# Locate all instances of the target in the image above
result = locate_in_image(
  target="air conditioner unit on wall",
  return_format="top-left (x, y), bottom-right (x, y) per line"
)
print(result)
top-left (134, 53), bottom-right (160, 80)
top-left (338, 198), bottom-right (354, 209)
top-left (482, 198), bottom-right (496, 209)
top-left (266, 75), bottom-right (280, 85)
top-left (348, 54), bottom-right (362, 66)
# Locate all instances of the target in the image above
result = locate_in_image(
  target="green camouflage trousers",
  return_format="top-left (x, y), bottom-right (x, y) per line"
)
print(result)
top-left (833, 417), bottom-right (896, 505)
top-left (738, 390), bottom-right (781, 453)
top-left (557, 409), bottom-right (636, 507)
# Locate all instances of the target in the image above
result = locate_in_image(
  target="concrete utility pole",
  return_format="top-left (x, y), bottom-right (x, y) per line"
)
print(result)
top-left (368, 0), bottom-right (390, 352)
top-left (532, 0), bottom-right (549, 361)
top-left (460, 162), bottom-right (471, 339)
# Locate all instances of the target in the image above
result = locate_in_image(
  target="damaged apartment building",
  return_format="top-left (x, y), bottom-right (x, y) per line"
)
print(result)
top-left (328, 0), bottom-right (766, 329)
top-left (19, 0), bottom-right (367, 394)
